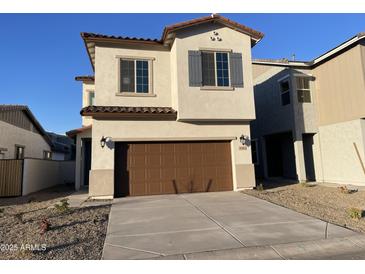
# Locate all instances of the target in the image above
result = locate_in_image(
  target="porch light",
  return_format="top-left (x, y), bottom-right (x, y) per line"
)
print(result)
top-left (100, 136), bottom-right (111, 148)
top-left (240, 135), bottom-right (249, 146)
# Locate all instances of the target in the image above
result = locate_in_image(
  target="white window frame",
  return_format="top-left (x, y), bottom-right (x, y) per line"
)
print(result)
top-left (201, 51), bottom-right (231, 88)
top-left (296, 76), bottom-right (312, 103)
top-left (117, 56), bottom-right (154, 96)
top-left (251, 139), bottom-right (259, 165)
top-left (87, 90), bottom-right (95, 106)
top-left (278, 75), bottom-right (291, 106)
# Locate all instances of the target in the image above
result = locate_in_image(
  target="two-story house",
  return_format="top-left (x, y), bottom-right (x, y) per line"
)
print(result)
top-left (252, 33), bottom-right (365, 186)
top-left (67, 14), bottom-right (264, 199)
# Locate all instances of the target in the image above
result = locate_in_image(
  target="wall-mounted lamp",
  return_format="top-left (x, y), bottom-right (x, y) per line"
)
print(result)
top-left (100, 136), bottom-right (112, 148)
top-left (239, 134), bottom-right (250, 146)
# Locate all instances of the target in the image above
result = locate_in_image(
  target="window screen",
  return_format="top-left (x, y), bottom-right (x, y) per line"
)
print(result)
top-left (136, 60), bottom-right (149, 93)
top-left (120, 60), bottom-right (135, 92)
top-left (216, 52), bottom-right (229, 86)
top-left (201, 52), bottom-right (216, 86)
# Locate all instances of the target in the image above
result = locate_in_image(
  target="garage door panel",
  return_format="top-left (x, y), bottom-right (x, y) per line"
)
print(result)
top-left (147, 168), bottom-right (161, 179)
top-left (161, 155), bottom-right (175, 167)
top-left (176, 154), bottom-right (189, 167)
top-left (130, 155), bottom-right (146, 167)
top-left (117, 141), bottom-right (233, 196)
top-left (146, 155), bottom-right (161, 167)
top-left (161, 167), bottom-right (175, 180)
top-left (176, 167), bottom-right (190, 179)
top-left (147, 182), bottom-right (162, 195)
top-left (161, 143), bottom-right (175, 153)
top-left (147, 143), bottom-right (161, 154)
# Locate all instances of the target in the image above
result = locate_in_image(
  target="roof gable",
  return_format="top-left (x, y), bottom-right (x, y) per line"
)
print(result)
top-left (80, 14), bottom-right (264, 71)
top-left (0, 105), bottom-right (52, 147)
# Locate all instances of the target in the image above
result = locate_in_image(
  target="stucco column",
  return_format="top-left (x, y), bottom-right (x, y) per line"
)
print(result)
top-left (293, 140), bottom-right (307, 182)
top-left (89, 121), bottom-right (115, 198)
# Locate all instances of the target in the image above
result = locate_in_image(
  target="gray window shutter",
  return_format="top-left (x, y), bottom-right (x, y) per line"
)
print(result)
top-left (230, 52), bottom-right (244, 87)
top-left (188, 50), bottom-right (202, 87)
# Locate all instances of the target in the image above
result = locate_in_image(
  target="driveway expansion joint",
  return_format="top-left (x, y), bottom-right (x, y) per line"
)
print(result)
top-left (105, 243), bottom-right (165, 257)
top-left (179, 195), bottom-right (247, 248)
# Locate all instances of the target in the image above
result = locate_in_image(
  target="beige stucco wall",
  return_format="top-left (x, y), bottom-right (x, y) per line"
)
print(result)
top-left (313, 119), bottom-right (365, 185)
top-left (312, 44), bottom-right (365, 126)
top-left (0, 120), bottom-right (50, 159)
top-left (82, 81), bottom-right (95, 126)
top-left (93, 24), bottom-right (255, 121)
top-left (89, 119), bottom-right (255, 197)
top-left (94, 43), bottom-right (171, 107)
top-left (173, 24), bottom-right (255, 121)
top-left (86, 22), bottom-right (257, 197)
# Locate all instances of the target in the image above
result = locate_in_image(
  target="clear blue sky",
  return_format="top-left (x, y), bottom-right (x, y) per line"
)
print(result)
top-left (1, 13), bottom-right (364, 134)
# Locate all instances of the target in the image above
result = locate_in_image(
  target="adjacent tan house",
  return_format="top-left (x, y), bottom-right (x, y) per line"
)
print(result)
top-left (68, 14), bottom-right (263, 198)
top-left (252, 33), bottom-right (365, 185)
top-left (0, 105), bottom-right (53, 160)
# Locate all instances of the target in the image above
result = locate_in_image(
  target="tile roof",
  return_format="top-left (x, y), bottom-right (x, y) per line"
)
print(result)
top-left (162, 14), bottom-right (264, 42)
top-left (81, 32), bottom-right (162, 44)
top-left (66, 125), bottom-right (92, 137)
top-left (80, 106), bottom-right (177, 116)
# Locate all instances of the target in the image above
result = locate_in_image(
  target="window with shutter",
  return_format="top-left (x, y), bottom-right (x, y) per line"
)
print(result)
top-left (189, 50), bottom-right (243, 88)
top-left (200, 51), bottom-right (230, 87)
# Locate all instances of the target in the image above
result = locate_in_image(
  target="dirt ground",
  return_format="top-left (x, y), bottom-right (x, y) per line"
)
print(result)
top-left (0, 185), bottom-right (110, 260)
top-left (244, 182), bottom-right (365, 233)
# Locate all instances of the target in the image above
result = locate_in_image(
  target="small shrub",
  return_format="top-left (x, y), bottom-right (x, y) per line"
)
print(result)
top-left (0, 208), bottom-right (4, 214)
top-left (54, 198), bottom-right (70, 213)
top-left (348, 208), bottom-right (363, 220)
top-left (256, 183), bottom-right (264, 191)
top-left (338, 185), bottom-right (358, 194)
top-left (40, 218), bottom-right (51, 234)
top-left (14, 212), bottom-right (24, 223)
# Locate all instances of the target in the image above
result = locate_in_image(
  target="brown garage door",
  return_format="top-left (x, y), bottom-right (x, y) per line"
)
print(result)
top-left (114, 141), bottom-right (233, 197)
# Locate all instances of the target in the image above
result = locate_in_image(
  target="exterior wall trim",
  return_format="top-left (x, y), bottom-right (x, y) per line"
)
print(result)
top-left (111, 136), bottom-right (237, 142)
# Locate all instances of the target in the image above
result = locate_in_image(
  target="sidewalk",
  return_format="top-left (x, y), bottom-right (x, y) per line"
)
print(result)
top-left (153, 235), bottom-right (365, 260)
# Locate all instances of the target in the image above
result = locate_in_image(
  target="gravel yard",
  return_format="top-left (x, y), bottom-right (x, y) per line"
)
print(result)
top-left (244, 182), bottom-right (365, 233)
top-left (0, 186), bottom-right (110, 260)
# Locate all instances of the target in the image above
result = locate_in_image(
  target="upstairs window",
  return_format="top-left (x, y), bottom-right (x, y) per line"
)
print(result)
top-left (120, 59), bottom-right (150, 94)
top-left (201, 51), bottom-right (230, 87)
top-left (88, 91), bottom-right (95, 106)
top-left (279, 79), bottom-right (290, 106)
top-left (296, 77), bottom-right (311, 103)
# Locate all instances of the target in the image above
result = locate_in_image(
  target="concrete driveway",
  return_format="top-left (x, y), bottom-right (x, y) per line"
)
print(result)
top-left (102, 191), bottom-right (364, 259)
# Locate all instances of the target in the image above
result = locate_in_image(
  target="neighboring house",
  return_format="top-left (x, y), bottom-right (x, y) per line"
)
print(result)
top-left (252, 33), bottom-right (365, 185)
top-left (0, 105), bottom-right (53, 160)
top-left (47, 132), bottom-right (76, 160)
top-left (67, 14), bottom-right (263, 198)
